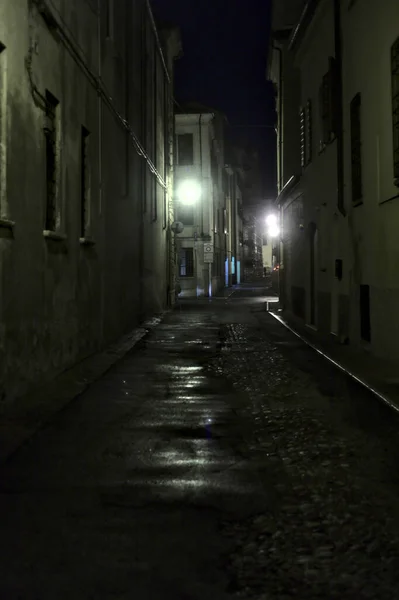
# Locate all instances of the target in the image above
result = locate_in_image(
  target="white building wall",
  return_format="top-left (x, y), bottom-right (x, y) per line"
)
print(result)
top-left (175, 112), bottom-right (226, 297)
top-left (342, 0), bottom-right (399, 358)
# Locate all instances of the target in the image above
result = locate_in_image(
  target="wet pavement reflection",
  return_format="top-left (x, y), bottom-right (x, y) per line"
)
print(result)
top-left (1, 284), bottom-right (399, 598)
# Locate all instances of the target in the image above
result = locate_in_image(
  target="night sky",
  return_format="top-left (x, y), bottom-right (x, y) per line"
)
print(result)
top-left (151, 0), bottom-right (276, 195)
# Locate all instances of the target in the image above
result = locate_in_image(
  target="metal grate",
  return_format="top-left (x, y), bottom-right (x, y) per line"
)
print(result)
top-left (44, 91), bottom-right (58, 231)
top-left (392, 37), bottom-right (399, 180)
top-left (306, 99), bottom-right (312, 165)
top-left (300, 107), bottom-right (306, 168)
top-left (350, 92), bottom-right (362, 203)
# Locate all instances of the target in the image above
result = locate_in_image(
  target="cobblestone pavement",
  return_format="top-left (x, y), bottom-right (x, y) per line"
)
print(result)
top-left (1, 285), bottom-right (399, 598)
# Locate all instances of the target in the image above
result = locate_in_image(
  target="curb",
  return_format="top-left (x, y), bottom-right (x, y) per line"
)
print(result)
top-left (0, 314), bottom-right (165, 464)
top-left (269, 311), bottom-right (399, 415)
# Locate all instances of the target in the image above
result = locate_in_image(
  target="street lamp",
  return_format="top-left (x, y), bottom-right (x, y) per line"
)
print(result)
top-left (176, 179), bottom-right (201, 205)
top-left (266, 213), bottom-right (280, 238)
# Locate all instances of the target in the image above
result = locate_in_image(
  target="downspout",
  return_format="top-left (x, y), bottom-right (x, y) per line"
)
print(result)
top-left (198, 113), bottom-right (203, 235)
top-left (334, 0), bottom-right (346, 216)
top-left (273, 43), bottom-right (283, 195)
top-left (97, 0), bottom-right (105, 345)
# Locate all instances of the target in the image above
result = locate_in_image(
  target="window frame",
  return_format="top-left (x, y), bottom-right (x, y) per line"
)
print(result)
top-left (177, 133), bottom-right (194, 166)
top-left (106, 0), bottom-right (114, 40)
top-left (391, 36), bottom-right (399, 183)
top-left (80, 126), bottom-right (90, 239)
top-left (179, 247), bottom-right (194, 277)
top-left (44, 90), bottom-right (59, 232)
top-left (350, 92), bottom-right (362, 205)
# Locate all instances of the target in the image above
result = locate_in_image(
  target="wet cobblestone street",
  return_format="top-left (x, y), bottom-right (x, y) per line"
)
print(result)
top-left (1, 285), bottom-right (399, 599)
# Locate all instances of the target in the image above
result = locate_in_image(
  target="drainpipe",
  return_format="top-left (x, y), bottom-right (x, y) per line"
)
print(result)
top-left (97, 0), bottom-right (105, 345)
top-left (334, 0), bottom-right (346, 216)
top-left (198, 114), bottom-right (203, 235)
top-left (273, 43), bottom-right (283, 195)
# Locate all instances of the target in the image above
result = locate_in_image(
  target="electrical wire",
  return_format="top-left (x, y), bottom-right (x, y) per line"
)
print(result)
top-left (30, 0), bottom-right (167, 188)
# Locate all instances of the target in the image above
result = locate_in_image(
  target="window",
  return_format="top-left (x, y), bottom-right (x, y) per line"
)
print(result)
top-left (44, 90), bottom-right (59, 232)
top-left (319, 73), bottom-right (330, 148)
top-left (392, 36), bottom-right (399, 182)
top-left (319, 59), bottom-right (336, 149)
top-left (300, 107), bottom-right (306, 168)
top-left (350, 93), bottom-right (362, 204)
top-left (306, 99), bottom-right (312, 164)
top-left (360, 284), bottom-right (371, 342)
top-left (177, 133), bottom-right (194, 166)
top-left (178, 204), bottom-right (194, 225)
top-left (80, 126), bottom-right (90, 238)
top-left (106, 0), bottom-right (114, 39)
top-left (179, 248), bottom-right (194, 277)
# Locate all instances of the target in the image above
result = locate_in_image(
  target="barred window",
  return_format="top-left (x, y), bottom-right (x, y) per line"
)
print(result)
top-left (44, 90), bottom-right (59, 232)
top-left (179, 248), bottom-right (194, 277)
top-left (350, 93), bottom-right (362, 204)
top-left (300, 107), bottom-right (306, 168)
top-left (392, 36), bottom-right (399, 181)
top-left (306, 99), bottom-right (312, 164)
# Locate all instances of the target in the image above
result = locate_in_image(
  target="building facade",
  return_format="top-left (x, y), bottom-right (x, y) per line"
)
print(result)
top-left (174, 108), bottom-right (242, 296)
top-left (0, 0), bottom-right (181, 401)
top-left (269, 0), bottom-right (399, 360)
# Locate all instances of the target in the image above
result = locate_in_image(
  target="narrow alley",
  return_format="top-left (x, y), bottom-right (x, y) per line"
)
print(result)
top-left (1, 285), bottom-right (399, 599)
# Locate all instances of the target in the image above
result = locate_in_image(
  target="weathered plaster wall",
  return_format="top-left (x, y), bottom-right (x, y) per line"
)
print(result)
top-left (0, 0), bottom-right (177, 402)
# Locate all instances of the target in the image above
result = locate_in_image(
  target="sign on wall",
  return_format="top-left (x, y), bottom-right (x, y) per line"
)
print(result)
top-left (204, 243), bottom-right (214, 263)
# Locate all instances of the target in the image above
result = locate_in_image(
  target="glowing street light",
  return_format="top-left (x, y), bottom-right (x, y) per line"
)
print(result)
top-left (268, 223), bottom-right (280, 238)
top-left (266, 213), bottom-right (280, 238)
top-left (176, 179), bottom-right (201, 206)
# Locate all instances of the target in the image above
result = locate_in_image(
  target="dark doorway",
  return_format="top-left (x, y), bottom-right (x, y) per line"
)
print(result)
top-left (360, 284), bottom-right (371, 342)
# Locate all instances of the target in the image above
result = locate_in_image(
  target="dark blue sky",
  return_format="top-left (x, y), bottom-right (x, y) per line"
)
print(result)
top-left (151, 0), bottom-right (276, 193)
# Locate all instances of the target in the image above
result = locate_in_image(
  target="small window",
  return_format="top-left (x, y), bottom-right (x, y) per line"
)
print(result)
top-left (350, 92), bottom-right (362, 204)
top-left (391, 36), bottom-right (399, 181)
top-left (80, 126), bottom-right (90, 238)
top-left (300, 107), bottom-right (306, 168)
top-left (306, 99), bottom-right (312, 164)
top-left (319, 73), bottom-right (330, 148)
top-left (177, 133), bottom-right (194, 166)
top-left (106, 0), bottom-right (114, 39)
top-left (178, 204), bottom-right (194, 225)
top-left (360, 284), bottom-right (371, 342)
top-left (44, 90), bottom-right (59, 232)
top-left (179, 248), bottom-right (194, 277)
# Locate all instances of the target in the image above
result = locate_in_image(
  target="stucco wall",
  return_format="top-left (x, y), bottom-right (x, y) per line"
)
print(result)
top-left (0, 0), bottom-right (177, 401)
top-left (175, 112), bottom-right (227, 297)
top-left (342, 0), bottom-right (399, 358)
